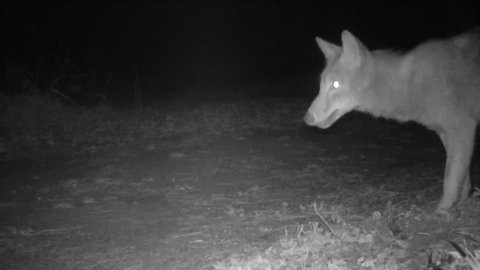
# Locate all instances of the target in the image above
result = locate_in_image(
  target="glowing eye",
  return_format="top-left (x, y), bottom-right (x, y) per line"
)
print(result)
top-left (332, 81), bottom-right (340, 89)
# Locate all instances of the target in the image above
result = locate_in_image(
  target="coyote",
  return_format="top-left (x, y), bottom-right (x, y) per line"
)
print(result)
top-left (304, 28), bottom-right (480, 212)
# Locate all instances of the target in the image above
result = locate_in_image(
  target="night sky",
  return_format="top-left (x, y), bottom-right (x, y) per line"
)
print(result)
top-left (4, 1), bottom-right (479, 102)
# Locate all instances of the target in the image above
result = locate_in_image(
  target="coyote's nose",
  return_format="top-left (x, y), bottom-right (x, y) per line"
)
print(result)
top-left (304, 111), bottom-right (316, 126)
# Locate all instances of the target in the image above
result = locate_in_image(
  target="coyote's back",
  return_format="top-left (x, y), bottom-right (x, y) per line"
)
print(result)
top-left (406, 28), bottom-right (480, 124)
top-left (304, 28), bottom-right (480, 212)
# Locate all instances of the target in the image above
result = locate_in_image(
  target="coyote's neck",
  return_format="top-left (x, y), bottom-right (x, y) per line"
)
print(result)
top-left (358, 51), bottom-right (420, 123)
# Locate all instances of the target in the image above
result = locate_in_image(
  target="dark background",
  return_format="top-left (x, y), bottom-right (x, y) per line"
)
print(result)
top-left (4, 1), bottom-right (479, 104)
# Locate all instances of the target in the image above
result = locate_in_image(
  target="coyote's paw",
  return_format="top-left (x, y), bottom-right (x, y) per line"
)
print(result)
top-left (434, 207), bottom-right (458, 222)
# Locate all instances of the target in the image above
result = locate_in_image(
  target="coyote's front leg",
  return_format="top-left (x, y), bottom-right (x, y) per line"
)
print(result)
top-left (436, 120), bottom-right (476, 212)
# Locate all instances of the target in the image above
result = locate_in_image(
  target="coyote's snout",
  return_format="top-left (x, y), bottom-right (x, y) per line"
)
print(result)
top-left (305, 28), bottom-right (480, 212)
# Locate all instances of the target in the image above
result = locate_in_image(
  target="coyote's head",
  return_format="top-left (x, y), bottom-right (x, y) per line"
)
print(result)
top-left (304, 30), bottom-right (370, 128)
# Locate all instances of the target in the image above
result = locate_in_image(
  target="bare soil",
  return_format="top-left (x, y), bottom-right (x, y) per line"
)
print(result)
top-left (0, 104), bottom-right (479, 270)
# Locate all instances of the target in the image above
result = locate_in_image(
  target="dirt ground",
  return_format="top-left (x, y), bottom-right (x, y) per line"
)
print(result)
top-left (0, 101), bottom-right (479, 270)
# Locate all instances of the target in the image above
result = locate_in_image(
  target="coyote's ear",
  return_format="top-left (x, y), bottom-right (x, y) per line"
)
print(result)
top-left (340, 30), bottom-right (367, 67)
top-left (315, 37), bottom-right (341, 60)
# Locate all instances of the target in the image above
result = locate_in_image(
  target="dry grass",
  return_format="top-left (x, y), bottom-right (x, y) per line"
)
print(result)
top-left (212, 198), bottom-right (480, 270)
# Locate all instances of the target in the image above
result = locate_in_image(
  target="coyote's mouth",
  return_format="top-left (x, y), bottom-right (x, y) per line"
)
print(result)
top-left (317, 109), bottom-right (343, 129)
